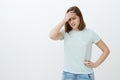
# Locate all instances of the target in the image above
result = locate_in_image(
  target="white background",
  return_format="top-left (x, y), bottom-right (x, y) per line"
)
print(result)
top-left (0, 0), bottom-right (120, 80)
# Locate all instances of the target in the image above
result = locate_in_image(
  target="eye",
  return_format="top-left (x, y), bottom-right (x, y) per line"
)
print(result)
top-left (72, 17), bottom-right (76, 20)
top-left (68, 18), bottom-right (71, 22)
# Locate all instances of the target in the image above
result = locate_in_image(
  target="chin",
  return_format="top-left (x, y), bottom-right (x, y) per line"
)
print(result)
top-left (72, 27), bottom-right (78, 29)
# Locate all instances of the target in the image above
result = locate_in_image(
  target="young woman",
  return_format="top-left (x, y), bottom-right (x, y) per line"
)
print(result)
top-left (49, 6), bottom-right (110, 80)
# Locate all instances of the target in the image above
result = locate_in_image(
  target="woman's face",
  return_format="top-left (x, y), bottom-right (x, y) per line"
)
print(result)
top-left (68, 13), bottom-right (80, 30)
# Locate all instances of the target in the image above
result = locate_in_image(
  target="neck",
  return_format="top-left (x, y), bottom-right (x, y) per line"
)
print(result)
top-left (72, 28), bottom-right (79, 31)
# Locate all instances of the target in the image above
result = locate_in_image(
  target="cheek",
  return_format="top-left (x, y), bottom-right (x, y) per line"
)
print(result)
top-left (68, 21), bottom-right (71, 25)
top-left (77, 18), bottom-right (80, 22)
top-left (75, 19), bottom-right (80, 25)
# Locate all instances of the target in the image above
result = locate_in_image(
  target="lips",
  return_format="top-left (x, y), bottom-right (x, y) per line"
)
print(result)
top-left (71, 24), bottom-right (75, 26)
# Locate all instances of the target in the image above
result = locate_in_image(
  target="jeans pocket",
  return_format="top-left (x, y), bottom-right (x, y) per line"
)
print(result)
top-left (88, 73), bottom-right (94, 80)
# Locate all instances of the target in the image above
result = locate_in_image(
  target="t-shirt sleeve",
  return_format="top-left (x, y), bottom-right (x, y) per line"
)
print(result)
top-left (91, 30), bottom-right (101, 44)
top-left (60, 29), bottom-right (65, 40)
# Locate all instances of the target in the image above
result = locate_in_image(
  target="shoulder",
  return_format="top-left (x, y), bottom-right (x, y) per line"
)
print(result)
top-left (85, 28), bottom-right (97, 34)
top-left (83, 28), bottom-right (93, 34)
top-left (84, 28), bottom-right (100, 39)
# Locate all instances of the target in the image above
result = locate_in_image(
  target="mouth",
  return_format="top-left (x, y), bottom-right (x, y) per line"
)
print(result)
top-left (71, 23), bottom-right (75, 26)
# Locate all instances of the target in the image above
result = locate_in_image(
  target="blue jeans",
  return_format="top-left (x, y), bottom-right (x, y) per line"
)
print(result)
top-left (62, 71), bottom-right (94, 80)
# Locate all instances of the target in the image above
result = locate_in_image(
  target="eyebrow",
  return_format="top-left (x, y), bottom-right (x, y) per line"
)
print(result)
top-left (71, 16), bottom-right (76, 18)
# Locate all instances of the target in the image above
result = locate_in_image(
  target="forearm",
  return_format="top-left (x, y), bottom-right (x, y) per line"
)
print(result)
top-left (49, 20), bottom-right (66, 37)
top-left (94, 50), bottom-right (110, 67)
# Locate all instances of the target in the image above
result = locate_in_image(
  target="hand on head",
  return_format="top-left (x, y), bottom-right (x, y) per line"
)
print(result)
top-left (63, 11), bottom-right (76, 22)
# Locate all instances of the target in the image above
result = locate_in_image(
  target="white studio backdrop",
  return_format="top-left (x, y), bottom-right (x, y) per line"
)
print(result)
top-left (0, 0), bottom-right (120, 80)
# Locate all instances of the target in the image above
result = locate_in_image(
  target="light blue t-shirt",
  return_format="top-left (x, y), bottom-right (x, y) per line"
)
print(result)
top-left (60, 28), bottom-right (101, 74)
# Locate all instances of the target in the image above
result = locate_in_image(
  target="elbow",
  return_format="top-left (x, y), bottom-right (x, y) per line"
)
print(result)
top-left (104, 48), bottom-right (110, 55)
top-left (49, 34), bottom-right (54, 39)
top-left (106, 47), bottom-right (110, 54)
top-left (108, 48), bottom-right (110, 54)
top-left (49, 34), bottom-right (56, 40)
top-left (107, 48), bottom-right (110, 55)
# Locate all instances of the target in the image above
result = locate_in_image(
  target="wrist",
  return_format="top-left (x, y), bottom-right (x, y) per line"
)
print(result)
top-left (94, 63), bottom-right (99, 68)
top-left (62, 18), bottom-right (67, 23)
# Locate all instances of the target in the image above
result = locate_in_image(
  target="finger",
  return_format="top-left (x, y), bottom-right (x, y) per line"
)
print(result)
top-left (67, 12), bottom-right (76, 16)
top-left (85, 64), bottom-right (92, 68)
top-left (84, 63), bottom-right (90, 67)
top-left (67, 11), bottom-right (75, 13)
top-left (86, 63), bottom-right (93, 68)
top-left (84, 60), bottom-right (91, 64)
top-left (86, 60), bottom-right (91, 62)
top-left (84, 61), bottom-right (89, 64)
top-left (84, 60), bottom-right (90, 62)
top-left (84, 62), bottom-right (92, 66)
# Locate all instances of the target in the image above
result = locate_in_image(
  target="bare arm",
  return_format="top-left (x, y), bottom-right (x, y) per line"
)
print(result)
top-left (49, 11), bottom-right (75, 40)
top-left (94, 40), bottom-right (110, 67)
top-left (49, 20), bottom-right (66, 40)
top-left (85, 40), bottom-right (110, 68)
